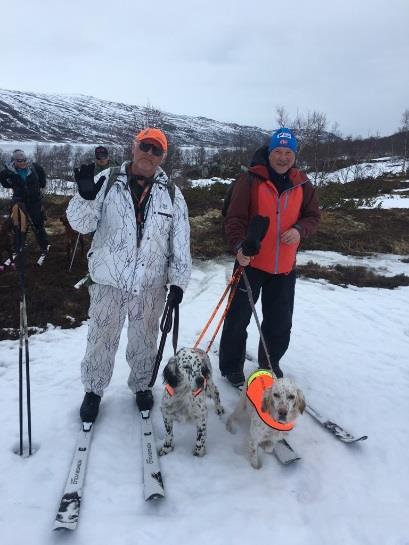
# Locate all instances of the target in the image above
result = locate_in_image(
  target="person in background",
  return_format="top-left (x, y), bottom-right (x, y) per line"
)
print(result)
top-left (67, 128), bottom-right (191, 421)
top-left (0, 149), bottom-right (49, 259)
top-left (219, 128), bottom-right (321, 388)
top-left (93, 145), bottom-right (116, 175)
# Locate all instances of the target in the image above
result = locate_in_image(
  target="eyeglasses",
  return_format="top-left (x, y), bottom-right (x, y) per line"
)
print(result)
top-left (15, 159), bottom-right (27, 163)
top-left (139, 141), bottom-right (164, 157)
top-left (95, 155), bottom-right (108, 160)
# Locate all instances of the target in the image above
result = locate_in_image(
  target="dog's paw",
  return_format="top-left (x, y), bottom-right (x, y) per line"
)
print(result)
top-left (250, 457), bottom-right (262, 470)
top-left (226, 417), bottom-right (236, 434)
top-left (260, 440), bottom-right (275, 453)
top-left (159, 444), bottom-right (174, 456)
top-left (216, 405), bottom-right (225, 416)
top-left (193, 446), bottom-right (206, 457)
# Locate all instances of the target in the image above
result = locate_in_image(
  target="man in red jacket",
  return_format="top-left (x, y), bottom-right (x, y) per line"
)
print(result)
top-left (219, 128), bottom-right (321, 387)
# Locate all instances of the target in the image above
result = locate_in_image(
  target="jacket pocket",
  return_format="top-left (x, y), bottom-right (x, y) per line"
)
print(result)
top-left (158, 211), bottom-right (172, 218)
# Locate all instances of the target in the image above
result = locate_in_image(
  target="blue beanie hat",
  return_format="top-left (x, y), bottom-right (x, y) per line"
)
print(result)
top-left (268, 128), bottom-right (298, 153)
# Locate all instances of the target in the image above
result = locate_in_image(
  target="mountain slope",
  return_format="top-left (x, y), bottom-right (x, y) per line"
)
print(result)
top-left (0, 88), bottom-right (269, 147)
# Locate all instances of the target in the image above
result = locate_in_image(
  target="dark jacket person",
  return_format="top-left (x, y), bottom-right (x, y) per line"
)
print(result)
top-left (0, 149), bottom-right (49, 255)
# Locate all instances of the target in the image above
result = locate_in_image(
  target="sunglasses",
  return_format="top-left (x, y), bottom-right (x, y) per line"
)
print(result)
top-left (139, 141), bottom-right (164, 157)
top-left (15, 158), bottom-right (27, 163)
top-left (95, 155), bottom-right (108, 160)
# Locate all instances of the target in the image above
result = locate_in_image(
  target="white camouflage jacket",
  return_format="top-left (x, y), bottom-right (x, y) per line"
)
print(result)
top-left (67, 162), bottom-right (191, 295)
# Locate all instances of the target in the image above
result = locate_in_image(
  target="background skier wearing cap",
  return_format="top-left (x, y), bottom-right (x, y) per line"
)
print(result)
top-left (219, 128), bottom-right (321, 388)
top-left (75, 146), bottom-right (118, 178)
top-left (0, 149), bottom-right (49, 259)
top-left (67, 128), bottom-right (191, 421)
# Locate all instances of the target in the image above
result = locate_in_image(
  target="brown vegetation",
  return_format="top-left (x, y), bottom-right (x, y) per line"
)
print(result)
top-left (1, 174), bottom-right (408, 340)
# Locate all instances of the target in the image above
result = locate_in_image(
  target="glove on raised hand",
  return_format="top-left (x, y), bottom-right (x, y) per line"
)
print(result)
top-left (241, 215), bottom-right (270, 256)
top-left (74, 164), bottom-right (106, 200)
top-left (167, 285), bottom-right (183, 305)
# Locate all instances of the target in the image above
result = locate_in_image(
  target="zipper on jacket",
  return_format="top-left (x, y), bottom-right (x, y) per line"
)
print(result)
top-left (274, 181), bottom-right (308, 273)
top-left (274, 199), bottom-right (281, 274)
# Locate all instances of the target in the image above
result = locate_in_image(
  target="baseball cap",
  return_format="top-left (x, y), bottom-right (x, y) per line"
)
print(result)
top-left (268, 128), bottom-right (298, 153)
top-left (95, 146), bottom-right (108, 159)
top-left (135, 128), bottom-right (168, 152)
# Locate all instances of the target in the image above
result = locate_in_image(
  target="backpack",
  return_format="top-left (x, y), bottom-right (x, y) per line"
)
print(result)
top-left (221, 167), bottom-right (252, 217)
top-left (103, 166), bottom-right (175, 204)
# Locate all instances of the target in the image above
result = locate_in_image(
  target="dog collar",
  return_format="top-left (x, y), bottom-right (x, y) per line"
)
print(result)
top-left (246, 370), bottom-right (295, 432)
top-left (165, 378), bottom-right (208, 398)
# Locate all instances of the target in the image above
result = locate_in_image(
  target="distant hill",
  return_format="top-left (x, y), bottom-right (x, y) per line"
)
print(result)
top-left (0, 88), bottom-right (269, 148)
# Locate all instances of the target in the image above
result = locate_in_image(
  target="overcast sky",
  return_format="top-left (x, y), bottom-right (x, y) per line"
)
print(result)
top-left (1, 0), bottom-right (408, 137)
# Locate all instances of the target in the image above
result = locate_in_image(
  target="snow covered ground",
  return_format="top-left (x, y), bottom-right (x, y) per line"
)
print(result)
top-left (297, 250), bottom-right (409, 276)
top-left (359, 193), bottom-right (409, 209)
top-left (322, 157), bottom-right (405, 184)
top-left (0, 258), bottom-right (408, 545)
top-left (190, 176), bottom-right (234, 188)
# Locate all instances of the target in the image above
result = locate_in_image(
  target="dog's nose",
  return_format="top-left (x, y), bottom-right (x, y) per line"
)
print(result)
top-left (195, 376), bottom-right (204, 388)
top-left (278, 410), bottom-right (287, 422)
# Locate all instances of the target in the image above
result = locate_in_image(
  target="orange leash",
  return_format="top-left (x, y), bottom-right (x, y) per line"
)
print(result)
top-left (193, 266), bottom-right (243, 352)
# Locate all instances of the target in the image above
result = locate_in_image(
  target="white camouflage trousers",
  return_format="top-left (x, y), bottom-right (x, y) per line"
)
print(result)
top-left (81, 283), bottom-right (166, 397)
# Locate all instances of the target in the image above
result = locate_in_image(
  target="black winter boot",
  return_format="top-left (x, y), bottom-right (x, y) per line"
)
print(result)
top-left (80, 392), bottom-right (101, 422)
top-left (224, 370), bottom-right (245, 388)
top-left (136, 390), bottom-right (154, 411)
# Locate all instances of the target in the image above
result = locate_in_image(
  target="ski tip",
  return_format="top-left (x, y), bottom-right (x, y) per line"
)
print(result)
top-left (343, 435), bottom-right (368, 443)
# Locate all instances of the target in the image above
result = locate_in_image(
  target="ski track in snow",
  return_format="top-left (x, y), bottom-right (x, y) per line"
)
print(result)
top-left (0, 259), bottom-right (408, 545)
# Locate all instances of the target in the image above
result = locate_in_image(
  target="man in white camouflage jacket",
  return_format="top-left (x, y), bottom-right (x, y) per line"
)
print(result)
top-left (67, 128), bottom-right (191, 420)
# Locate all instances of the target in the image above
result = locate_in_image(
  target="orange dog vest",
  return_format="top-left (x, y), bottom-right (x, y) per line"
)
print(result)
top-left (246, 370), bottom-right (295, 431)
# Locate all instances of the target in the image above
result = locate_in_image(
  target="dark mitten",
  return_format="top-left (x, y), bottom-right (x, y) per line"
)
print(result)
top-left (167, 285), bottom-right (183, 305)
top-left (74, 164), bottom-right (105, 200)
top-left (241, 215), bottom-right (270, 256)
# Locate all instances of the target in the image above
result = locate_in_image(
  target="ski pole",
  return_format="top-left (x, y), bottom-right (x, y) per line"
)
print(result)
top-left (241, 269), bottom-right (275, 374)
top-left (13, 205), bottom-right (32, 456)
top-left (69, 233), bottom-right (80, 272)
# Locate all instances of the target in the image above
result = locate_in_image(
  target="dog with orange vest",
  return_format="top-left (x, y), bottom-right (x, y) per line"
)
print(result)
top-left (227, 369), bottom-right (305, 469)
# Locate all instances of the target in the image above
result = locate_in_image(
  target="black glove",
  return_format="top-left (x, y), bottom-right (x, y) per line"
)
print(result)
top-left (241, 215), bottom-right (270, 256)
top-left (167, 285), bottom-right (183, 305)
top-left (74, 164), bottom-right (105, 200)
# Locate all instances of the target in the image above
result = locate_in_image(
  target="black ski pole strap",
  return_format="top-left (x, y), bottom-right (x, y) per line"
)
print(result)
top-left (241, 270), bottom-right (273, 372)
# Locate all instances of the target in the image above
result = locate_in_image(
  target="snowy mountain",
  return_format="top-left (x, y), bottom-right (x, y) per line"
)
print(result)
top-left (0, 88), bottom-right (269, 147)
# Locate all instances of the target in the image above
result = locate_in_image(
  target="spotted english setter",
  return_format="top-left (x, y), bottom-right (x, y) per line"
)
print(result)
top-left (159, 347), bottom-right (224, 457)
top-left (227, 373), bottom-right (305, 469)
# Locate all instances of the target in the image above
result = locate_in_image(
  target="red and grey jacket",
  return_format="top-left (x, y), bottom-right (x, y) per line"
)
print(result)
top-left (224, 148), bottom-right (321, 274)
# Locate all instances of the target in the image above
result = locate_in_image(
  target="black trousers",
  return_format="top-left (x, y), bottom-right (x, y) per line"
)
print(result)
top-left (219, 266), bottom-right (296, 377)
top-left (12, 200), bottom-right (48, 252)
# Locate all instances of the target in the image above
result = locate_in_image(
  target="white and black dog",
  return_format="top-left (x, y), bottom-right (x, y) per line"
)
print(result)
top-left (159, 347), bottom-right (224, 457)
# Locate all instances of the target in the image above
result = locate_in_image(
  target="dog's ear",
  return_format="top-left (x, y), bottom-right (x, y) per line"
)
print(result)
top-left (163, 357), bottom-right (180, 389)
top-left (296, 389), bottom-right (306, 414)
top-left (201, 363), bottom-right (210, 379)
top-left (261, 388), bottom-right (272, 413)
